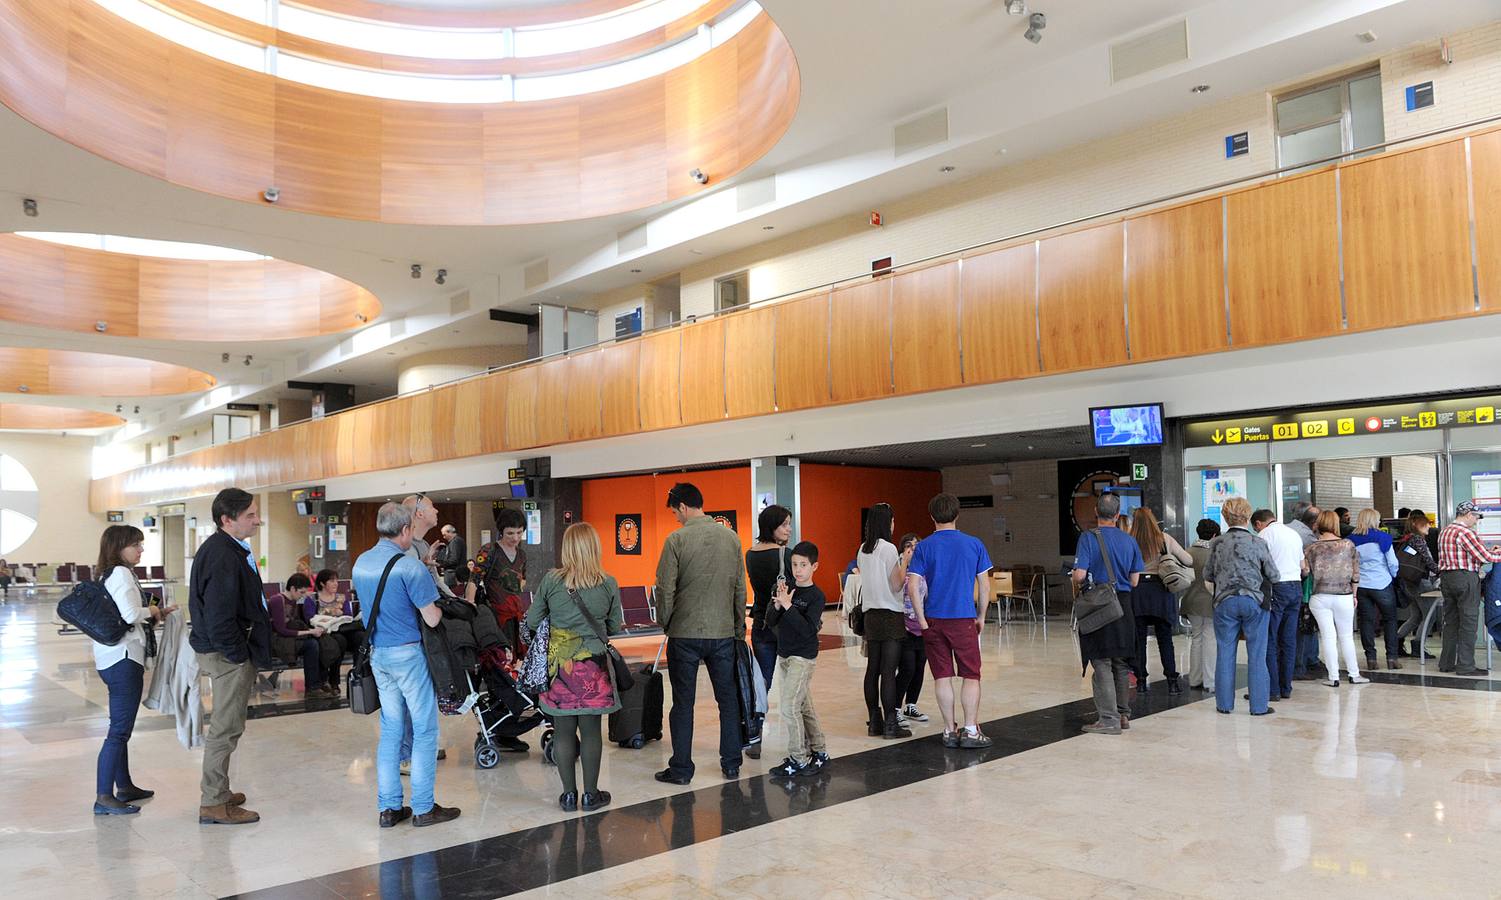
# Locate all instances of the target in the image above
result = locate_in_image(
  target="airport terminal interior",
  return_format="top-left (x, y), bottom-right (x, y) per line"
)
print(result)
top-left (5, 0), bottom-right (1501, 896)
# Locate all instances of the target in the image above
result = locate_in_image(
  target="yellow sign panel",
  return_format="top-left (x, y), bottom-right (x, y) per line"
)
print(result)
top-left (1301, 420), bottom-right (1329, 438)
top-left (1226, 427), bottom-right (1242, 444)
top-left (1418, 411), bottom-right (1437, 428)
top-left (1479, 407), bottom-right (1495, 424)
top-left (1272, 423), bottom-right (1299, 440)
top-left (1337, 418), bottom-right (1355, 435)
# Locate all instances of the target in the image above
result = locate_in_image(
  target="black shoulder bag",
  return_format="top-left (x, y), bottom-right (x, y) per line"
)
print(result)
top-left (348, 555), bottom-right (402, 716)
top-left (566, 585), bottom-right (635, 691)
top-left (1073, 530), bottom-right (1125, 635)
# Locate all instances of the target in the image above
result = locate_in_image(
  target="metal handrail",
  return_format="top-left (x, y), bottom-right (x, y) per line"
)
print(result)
top-left (123, 111), bottom-right (1501, 457)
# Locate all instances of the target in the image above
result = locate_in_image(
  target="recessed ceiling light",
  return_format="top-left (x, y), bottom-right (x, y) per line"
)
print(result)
top-left (689, 249), bottom-right (703, 255)
top-left (939, 165), bottom-right (957, 173)
top-left (762, 225), bottom-right (775, 230)
top-left (630, 268), bottom-right (642, 273)
top-left (1356, 30), bottom-right (1377, 43)
top-left (997, 147), bottom-right (1008, 155)
top-left (1191, 84), bottom-right (1211, 94)
top-left (970, 442), bottom-right (988, 448)
top-left (1027, 445), bottom-right (1034, 450)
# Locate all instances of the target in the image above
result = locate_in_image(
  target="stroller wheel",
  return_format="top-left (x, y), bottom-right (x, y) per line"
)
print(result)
top-left (629, 735), bottom-right (646, 750)
top-left (540, 729), bottom-right (555, 766)
top-left (475, 745), bottom-right (500, 769)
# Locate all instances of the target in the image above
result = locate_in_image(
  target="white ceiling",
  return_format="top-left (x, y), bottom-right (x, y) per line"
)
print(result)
top-left (1, 0), bottom-right (1496, 447)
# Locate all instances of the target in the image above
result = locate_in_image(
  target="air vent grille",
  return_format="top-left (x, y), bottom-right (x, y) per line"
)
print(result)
top-left (1110, 20), bottom-right (1189, 83)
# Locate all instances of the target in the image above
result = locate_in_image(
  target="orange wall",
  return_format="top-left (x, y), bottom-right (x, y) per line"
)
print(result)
top-left (796, 464), bottom-right (943, 601)
top-left (582, 467), bottom-right (754, 589)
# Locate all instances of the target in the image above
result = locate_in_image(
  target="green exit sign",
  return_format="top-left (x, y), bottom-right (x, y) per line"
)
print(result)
top-left (1132, 463), bottom-right (1149, 481)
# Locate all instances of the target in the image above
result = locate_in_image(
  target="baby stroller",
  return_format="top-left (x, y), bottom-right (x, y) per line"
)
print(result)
top-left (437, 598), bottom-right (553, 769)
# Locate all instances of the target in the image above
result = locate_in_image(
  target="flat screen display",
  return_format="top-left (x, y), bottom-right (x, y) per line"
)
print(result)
top-left (508, 479), bottom-right (529, 499)
top-left (1089, 404), bottom-right (1164, 447)
top-left (295, 500), bottom-right (310, 516)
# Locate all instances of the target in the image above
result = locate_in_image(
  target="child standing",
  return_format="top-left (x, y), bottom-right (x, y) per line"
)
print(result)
top-left (766, 541), bottom-right (829, 777)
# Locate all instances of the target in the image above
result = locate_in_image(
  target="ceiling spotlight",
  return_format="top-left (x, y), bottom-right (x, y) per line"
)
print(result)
top-left (1024, 11), bottom-right (1046, 43)
top-left (411, 264), bottom-right (422, 279)
top-left (17, 384), bottom-right (29, 393)
top-left (1006, 0), bottom-right (1027, 14)
top-left (629, 268), bottom-right (642, 273)
top-left (762, 225), bottom-right (775, 230)
top-left (221, 352), bottom-right (230, 363)
top-left (435, 268), bottom-right (447, 286)
top-left (243, 354), bottom-right (253, 367)
top-left (115, 404), bottom-right (123, 413)
top-left (133, 405), bottom-right (140, 415)
top-left (262, 186), bottom-right (280, 204)
top-left (939, 165), bottom-right (957, 173)
top-left (1191, 84), bottom-right (1211, 93)
top-left (22, 198), bottom-right (38, 217)
top-left (688, 168), bottom-right (709, 185)
top-left (95, 320), bottom-right (108, 333)
top-left (1356, 30), bottom-right (1377, 43)
top-left (355, 312), bottom-right (368, 323)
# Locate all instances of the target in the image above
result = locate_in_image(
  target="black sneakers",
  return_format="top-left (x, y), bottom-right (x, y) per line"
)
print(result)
top-left (379, 806), bottom-right (412, 828)
top-left (769, 757), bottom-right (811, 777)
top-left (412, 804), bottom-right (461, 827)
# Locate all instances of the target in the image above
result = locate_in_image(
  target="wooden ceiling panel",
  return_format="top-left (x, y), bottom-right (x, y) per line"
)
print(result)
top-left (63, 247), bottom-right (140, 338)
top-left (0, 403), bottom-right (123, 430)
top-left (63, 0), bottom-right (170, 180)
top-left (273, 81), bottom-right (384, 221)
top-left (0, 347), bottom-right (214, 397)
top-left (165, 45), bottom-right (276, 203)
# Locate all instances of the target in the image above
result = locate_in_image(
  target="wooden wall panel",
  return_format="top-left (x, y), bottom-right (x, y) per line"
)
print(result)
top-left (0, 238), bottom-right (63, 331)
top-left (406, 392), bottom-right (435, 465)
top-left (723, 306), bottom-right (775, 419)
top-left (829, 279), bottom-right (892, 403)
top-left (680, 318), bottom-right (726, 425)
top-left (890, 262), bottom-right (960, 394)
top-left (961, 244), bottom-right (1039, 384)
top-left (0, 403), bottom-right (120, 430)
top-left (0, 347), bottom-right (213, 396)
top-left (505, 365), bottom-right (539, 449)
top-left (1341, 141), bottom-right (1473, 330)
top-left (477, 369), bottom-right (509, 455)
top-left (638, 330), bottom-right (681, 431)
top-left (598, 341), bottom-right (641, 436)
top-left (773, 293), bottom-right (830, 411)
top-left (1038, 223), bottom-right (1126, 373)
top-left (565, 350), bottom-right (604, 442)
top-left (578, 79), bottom-right (668, 216)
top-left (165, 46), bottom-right (274, 202)
top-left (273, 81), bottom-right (383, 220)
top-left (1226, 170), bottom-right (1342, 346)
top-left (63, 1), bottom-right (169, 179)
top-left (381, 103), bottom-right (486, 225)
top-left (450, 375), bottom-right (487, 457)
top-left (1126, 199), bottom-right (1226, 362)
top-left (1471, 130), bottom-right (1501, 313)
top-left (484, 102), bottom-right (583, 224)
top-left (66, 248), bottom-right (141, 337)
top-left (535, 357), bottom-right (570, 446)
top-left (0, 0), bottom-right (67, 124)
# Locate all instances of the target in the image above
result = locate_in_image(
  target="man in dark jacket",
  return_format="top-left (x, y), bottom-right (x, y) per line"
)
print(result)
top-left (437, 524), bottom-right (467, 590)
top-left (188, 487), bottom-right (269, 826)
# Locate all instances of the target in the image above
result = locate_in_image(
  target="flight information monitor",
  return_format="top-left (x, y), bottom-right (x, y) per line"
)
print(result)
top-left (1089, 403), bottom-right (1165, 447)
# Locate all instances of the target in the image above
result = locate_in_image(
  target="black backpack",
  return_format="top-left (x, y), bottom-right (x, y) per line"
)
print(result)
top-left (1396, 536), bottom-right (1428, 586)
top-left (57, 580), bottom-right (130, 645)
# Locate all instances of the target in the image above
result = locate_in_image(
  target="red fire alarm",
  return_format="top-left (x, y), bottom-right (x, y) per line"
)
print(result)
top-left (869, 211), bottom-right (882, 227)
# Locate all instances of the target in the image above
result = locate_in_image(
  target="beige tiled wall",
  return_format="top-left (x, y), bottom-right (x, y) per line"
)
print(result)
top-left (943, 459), bottom-right (1065, 571)
top-left (1382, 23), bottom-right (1501, 139)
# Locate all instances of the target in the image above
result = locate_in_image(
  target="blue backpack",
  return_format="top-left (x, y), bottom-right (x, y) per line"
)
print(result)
top-left (57, 580), bottom-right (130, 645)
top-left (1484, 567), bottom-right (1501, 630)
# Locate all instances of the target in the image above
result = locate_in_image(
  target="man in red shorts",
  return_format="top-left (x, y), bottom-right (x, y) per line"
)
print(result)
top-left (906, 492), bottom-right (993, 749)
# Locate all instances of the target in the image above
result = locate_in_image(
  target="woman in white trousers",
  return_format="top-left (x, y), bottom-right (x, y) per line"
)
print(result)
top-left (1302, 510), bottom-right (1371, 687)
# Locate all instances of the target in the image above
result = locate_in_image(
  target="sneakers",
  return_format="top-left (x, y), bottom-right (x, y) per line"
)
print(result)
top-left (379, 806), bottom-right (412, 828)
top-left (412, 804), bottom-right (461, 827)
top-left (1349, 675), bottom-right (1371, 684)
top-left (958, 728), bottom-right (992, 749)
top-left (199, 803), bottom-right (260, 825)
top-left (1081, 721), bottom-right (1121, 735)
top-left (941, 731), bottom-right (961, 749)
top-left (811, 751), bottom-right (830, 769)
top-left (902, 704), bottom-right (929, 723)
top-left (770, 757), bottom-right (812, 777)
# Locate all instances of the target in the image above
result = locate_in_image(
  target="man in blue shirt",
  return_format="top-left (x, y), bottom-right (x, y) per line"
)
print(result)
top-left (906, 493), bottom-right (993, 749)
top-left (1072, 492), bottom-right (1143, 735)
top-left (353, 501), bottom-right (458, 829)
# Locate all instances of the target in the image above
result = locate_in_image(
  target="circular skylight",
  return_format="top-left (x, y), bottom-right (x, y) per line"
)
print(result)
top-left (14, 232), bottom-right (268, 262)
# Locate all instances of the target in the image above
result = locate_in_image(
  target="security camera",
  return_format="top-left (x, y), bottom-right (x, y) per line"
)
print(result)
top-left (411, 264), bottom-right (422, 279)
top-left (435, 268), bottom-right (447, 286)
top-left (244, 354), bottom-right (253, 367)
top-left (688, 168), bottom-right (709, 185)
top-left (22, 198), bottom-right (38, 217)
top-left (1024, 11), bottom-right (1046, 43)
top-left (262, 186), bottom-right (280, 203)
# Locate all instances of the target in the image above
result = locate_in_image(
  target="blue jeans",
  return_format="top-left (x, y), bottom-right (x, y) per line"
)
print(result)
top-left (1357, 584), bottom-right (1399, 662)
top-left (1294, 630), bottom-right (1322, 675)
top-left (751, 626), bottom-right (778, 706)
top-left (96, 659), bottom-right (144, 796)
top-left (1214, 595), bottom-right (1270, 714)
top-left (372, 643), bottom-right (438, 814)
top-left (1266, 582), bottom-right (1301, 698)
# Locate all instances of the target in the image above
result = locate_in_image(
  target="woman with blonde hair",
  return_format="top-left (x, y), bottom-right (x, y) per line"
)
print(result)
top-left (1129, 507), bottom-right (1193, 694)
top-left (1349, 507), bottom-right (1401, 670)
top-left (523, 523), bottom-right (624, 813)
top-left (1303, 510), bottom-right (1369, 686)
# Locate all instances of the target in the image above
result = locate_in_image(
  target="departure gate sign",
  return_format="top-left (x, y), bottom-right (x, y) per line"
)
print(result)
top-left (1185, 395), bottom-right (1501, 449)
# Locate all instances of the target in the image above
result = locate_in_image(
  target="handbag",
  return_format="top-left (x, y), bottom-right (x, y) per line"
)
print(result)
top-left (57, 579), bottom-right (130, 645)
top-left (348, 555), bottom-right (401, 716)
top-left (566, 586), bottom-right (635, 692)
top-left (1073, 530), bottom-right (1125, 635)
top-left (843, 572), bottom-right (865, 636)
top-left (1157, 544), bottom-right (1195, 594)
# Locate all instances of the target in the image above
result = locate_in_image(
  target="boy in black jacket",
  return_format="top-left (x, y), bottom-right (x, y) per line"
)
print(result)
top-left (765, 541), bottom-right (828, 777)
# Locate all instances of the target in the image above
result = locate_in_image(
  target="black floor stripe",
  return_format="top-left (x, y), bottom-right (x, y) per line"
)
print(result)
top-left (227, 682), bottom-right (1206, 900)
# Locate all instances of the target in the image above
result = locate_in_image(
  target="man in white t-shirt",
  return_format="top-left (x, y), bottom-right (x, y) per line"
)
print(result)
top-left (1252, 509), bottom-right (1305, 701)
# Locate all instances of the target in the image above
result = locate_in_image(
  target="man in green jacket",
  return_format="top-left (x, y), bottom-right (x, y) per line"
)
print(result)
top-left (653, 482), bottom-right (748, 785)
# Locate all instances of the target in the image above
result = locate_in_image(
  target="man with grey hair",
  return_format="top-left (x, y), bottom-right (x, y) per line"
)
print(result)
top-left (436, 523), bottom-right (466, 590)
top-left (353, 501), bottom-right (459, 828)
top-left (1071, 492), bottom-right (1143, 735)
top-left (1288, 501), bottom-right (1323, 681)
top-left (397, 494), bottom-right (462, 765)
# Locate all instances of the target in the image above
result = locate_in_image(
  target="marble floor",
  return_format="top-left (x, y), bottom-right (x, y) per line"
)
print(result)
top-left (3, 595), bottom-right (1499, 899)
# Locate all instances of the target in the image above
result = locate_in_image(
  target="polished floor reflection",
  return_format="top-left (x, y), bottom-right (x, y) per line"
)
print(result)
top-left (2, 595), bottom-right (1498, 899)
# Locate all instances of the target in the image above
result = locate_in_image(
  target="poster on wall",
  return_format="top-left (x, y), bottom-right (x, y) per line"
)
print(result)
top-left (327, 525), bottom-right (347, 552)
top-left (709, 510), bottom-right (738, 532)
top-left (525, 509), bottom-right (542, 545)
top-left (1469, 471), bottom-right (1501, 538)
top-left (1201, 468), bottom-right (1247, 525)
top-left (615, 514), bottom-right (643, 555)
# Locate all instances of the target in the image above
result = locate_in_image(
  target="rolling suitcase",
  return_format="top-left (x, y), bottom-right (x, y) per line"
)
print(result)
top-left (610, 638), bottom-right (666, 749)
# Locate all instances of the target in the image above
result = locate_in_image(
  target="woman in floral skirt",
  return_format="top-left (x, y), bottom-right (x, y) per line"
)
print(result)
top-left (523, 523), bottom-right (624, 812)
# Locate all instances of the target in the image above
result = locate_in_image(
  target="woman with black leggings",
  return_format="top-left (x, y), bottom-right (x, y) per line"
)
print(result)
top-left (856, 503), bottom-right (911, 738)
top-left (894, 533), bottom-right (929, 723)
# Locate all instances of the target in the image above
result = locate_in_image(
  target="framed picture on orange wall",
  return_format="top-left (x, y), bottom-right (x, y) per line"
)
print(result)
top-left (709, 510), bottom-right (738, 532)
top-left (615, 514), bottom-right (642, 555)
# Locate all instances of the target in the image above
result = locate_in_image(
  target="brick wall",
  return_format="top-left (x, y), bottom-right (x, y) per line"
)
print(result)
top-left (1382, 22), bottom-right (1501, 140)
top-left (1312, 457), bottom-right (1377, 516)
top-left (943, 459), bottom-right (1064, 571)
top-left (1391, 455), bottom-right (1441, 513)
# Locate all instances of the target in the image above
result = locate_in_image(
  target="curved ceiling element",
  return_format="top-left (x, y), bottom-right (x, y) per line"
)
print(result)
top-left (0, 233), bottom-right (381, 341)
top-left (0, 348), bottom-right (217, 397)
top-left (0, 0), bottom-right (798, 224)
top-left (0, 402), bottom-right (125, 430)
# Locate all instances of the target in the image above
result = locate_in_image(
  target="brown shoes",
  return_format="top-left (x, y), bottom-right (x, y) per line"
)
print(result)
top-left (412, 804), bottom-right (460, 827)
top-left (226, 792), bottom-right (246, 806)
top-left (200, 802), bottom-right (259, 825)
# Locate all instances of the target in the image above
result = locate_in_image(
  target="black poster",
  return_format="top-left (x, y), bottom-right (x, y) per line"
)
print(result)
top-left (708, 510), bottom-right (738, 533)
top-left (1056, 456), bottom-right (1131, 556)
top-left (615, 514), bottom-right (642, 555)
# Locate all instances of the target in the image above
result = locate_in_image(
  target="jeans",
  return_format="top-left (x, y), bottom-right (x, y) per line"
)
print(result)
top-left (1089, 657), bottom-right (1132, 728)
top-left (1356, 583), bottom-right (1400, 662)
top-left (1266, 581), bottom-right (1301, 698)
top-left (1214, 595), bottom-right (1270, 714)
top-left (1439, 570), bottom-right (1483, 672)
top-left (96, 659), bottom-right (144, 796)
top-left (1310, 592), bottom-right (1361, 681)
top-left (896, 631), bottom-right (926, 705)
top-left (198, 652), bottom-right (256, 806)
top-left (665, 637), bottom-right (741, 778)
top-left (777, 655), bottom-right (825, 765)
top-left (750, 626), bottom-right (778, 708)
top-left (1396, 582), bottom-right (1438, 650)
top-left (373, 643), bottom-right (439, 814)
top-left (1185, 614), bottom-right (1216, 691)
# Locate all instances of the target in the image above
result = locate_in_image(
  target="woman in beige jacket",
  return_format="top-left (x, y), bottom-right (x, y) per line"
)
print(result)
top-left (1181, 519), bottom-right (1221, 692)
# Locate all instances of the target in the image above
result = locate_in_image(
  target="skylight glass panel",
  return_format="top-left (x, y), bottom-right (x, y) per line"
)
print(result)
top-left (15, 232), bottom-right (269, 262)
top-left (276, 54), bottom-right (514, 104)
top-left (91, 0), bottom-right (267, 72)
top-left (513, 0), bottom-right (704, 58)
top-left (514, 28), bottom-right (707, 101)
top-left (277, 5), bottom-right (508, 60)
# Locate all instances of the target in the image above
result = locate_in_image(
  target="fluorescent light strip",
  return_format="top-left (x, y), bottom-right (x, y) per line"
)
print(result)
top-left (16, 232), bottom-right (269, 261)
top-left (92, 0), bottom-right (266, 71)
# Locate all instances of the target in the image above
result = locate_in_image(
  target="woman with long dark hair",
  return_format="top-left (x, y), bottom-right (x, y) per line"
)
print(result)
top-left (1130, 507), bottom-right (1191, 693)
top-left (856, 503), bottom-right (911, 738)
top-left (92, 525), bottom-right (175, 815)
top-left (745, 504), bottom-right (792, 751)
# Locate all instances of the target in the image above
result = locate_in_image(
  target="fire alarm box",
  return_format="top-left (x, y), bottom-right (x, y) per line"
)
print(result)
top-left (869, 211), bottom-right (883, 227)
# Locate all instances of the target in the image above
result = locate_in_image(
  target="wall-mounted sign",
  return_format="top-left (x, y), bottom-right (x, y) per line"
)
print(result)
top-left (615, 514), bottom-right (642, 555)
top-left (1201, 468), bottom-right (1247, 526)
top-left (958, 495), bottom-right (994, 509)
top-left (107, 510), bottom-right (125, 523)
top-left (709, 510), bottom-right (738, 532)
top-left (1185, 394), bottom-right (1501, 449)
top-left (1132, 463), bottom-right (1149, 481)
top-left (1224, 132), bottom-right (1249, 158)
top-left (1405, 81), bottom-right (1434, 111)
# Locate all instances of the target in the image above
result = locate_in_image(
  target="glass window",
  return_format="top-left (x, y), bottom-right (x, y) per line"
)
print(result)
top-left (0, 455), bottom-right (40, 556)
top-left (1275, 69), bottom-right (1385, 171)
top-left (715, 272), bottom-right (750, 311)
top-left (1279, 122), bottom-right (1344, 172)
top-left (1276, 84), bottom-right (1342, 132)
top-left (15, 232), bottom-right (267, 262)
top-left (1349, 73), bottom-right (1386, 152)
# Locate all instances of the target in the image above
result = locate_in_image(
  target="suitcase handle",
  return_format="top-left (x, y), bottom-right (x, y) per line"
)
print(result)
top-left (651, 636), bottom-right (667, 671)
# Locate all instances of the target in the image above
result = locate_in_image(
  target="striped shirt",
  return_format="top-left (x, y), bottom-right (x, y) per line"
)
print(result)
top-left (1437, 522), bottom-right (1501, 572)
